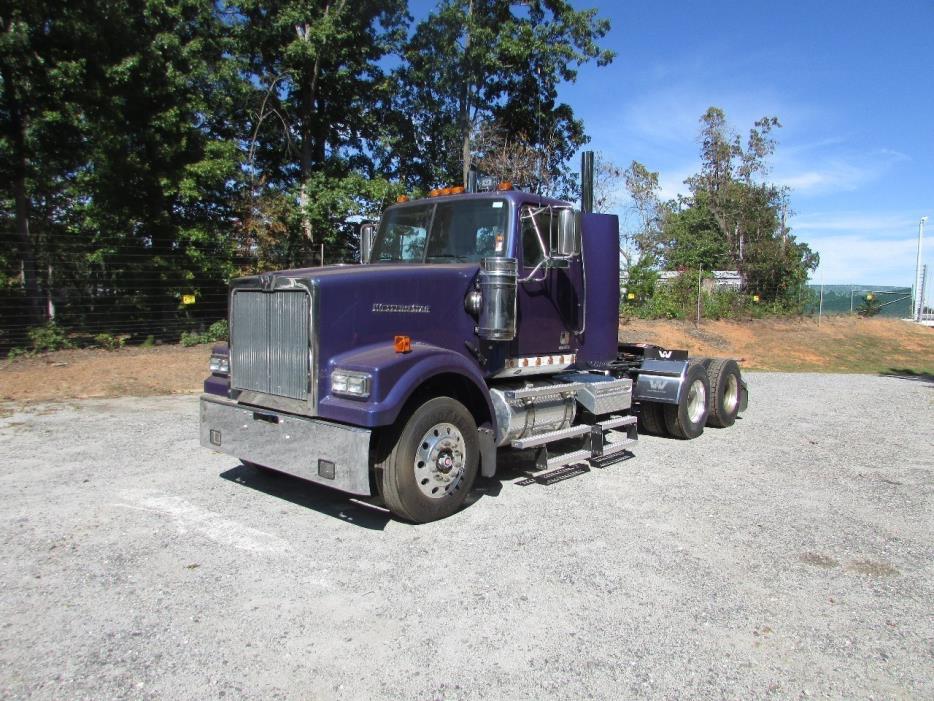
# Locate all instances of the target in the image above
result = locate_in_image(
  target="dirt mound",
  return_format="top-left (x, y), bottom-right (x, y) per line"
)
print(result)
top-left (620, 317), bottom-right (934, 373)
top-left (2, 318), bottom-right (931, 403)
top-left (0, 345), bottom-right (208, 403)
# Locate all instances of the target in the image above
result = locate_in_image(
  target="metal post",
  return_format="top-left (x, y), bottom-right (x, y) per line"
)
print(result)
top-left (320, 243), bottom-right (324, 267)
top-left (696, 267), bottom-right (703, 326)
top-left (914, 216), bottom-right (927, 321)
top-left (850, 285), bottom-right (854, 315)
top-left (818, 275), bottom-right (824, 326)
top-left (921, 264), bottom-right (929, 321)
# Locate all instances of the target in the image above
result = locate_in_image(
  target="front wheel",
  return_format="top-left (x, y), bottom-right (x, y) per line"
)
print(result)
top-left (376, 397), bottom-right (479, 523)
top-left (663, 362), bottom-right (710, 439)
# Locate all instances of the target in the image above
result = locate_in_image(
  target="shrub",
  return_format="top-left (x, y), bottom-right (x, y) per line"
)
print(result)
top-left (206, 319), bottom-right (228, 341)
top-left (94, 333), bottom-right (127, 351)
top-left (27, 322), bottom-right (73, 353)
top-left (180, 320), bottom-right (228, 347)
top-left (180, 331), bottom-right (204, 347)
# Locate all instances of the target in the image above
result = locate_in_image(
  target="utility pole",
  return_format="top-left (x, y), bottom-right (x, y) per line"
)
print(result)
top-left (920, 264), bottom-right (929, 321)
top-left (818, 274), bottom-right (824, 326)
top-left (914, 216), bottom-right (927, 321)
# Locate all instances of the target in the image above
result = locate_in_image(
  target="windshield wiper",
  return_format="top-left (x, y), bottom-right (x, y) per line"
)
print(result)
top-left (427, 254), bottom-right (470, 262)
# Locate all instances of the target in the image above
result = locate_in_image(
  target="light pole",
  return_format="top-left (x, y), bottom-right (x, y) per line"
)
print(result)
top-left (914, 216), bottom-right (928, 321)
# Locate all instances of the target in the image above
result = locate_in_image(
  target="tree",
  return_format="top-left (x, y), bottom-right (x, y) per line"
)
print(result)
top-left (1, 0), bottom-right (246, 344)
top-left (398, 0), bottom-right (614, 191)
top-left (0, 1), bottom-right (92, 326)
top-left (231, 0), bottom-right (408, 245)
top-left (677, 107), bottom-right (818, 304)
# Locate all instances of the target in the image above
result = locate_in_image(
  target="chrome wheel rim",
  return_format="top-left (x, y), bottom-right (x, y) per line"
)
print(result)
top-left (687, 379), bottom-right (707, 424)
top-left (723, 373), bottom-right (739, 413)
top-left (414, 422), bottom-right (466, 499)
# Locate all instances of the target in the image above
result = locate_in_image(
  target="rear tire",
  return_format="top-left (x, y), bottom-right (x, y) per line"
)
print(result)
top-left (663, 362), bottom-right (710, 439)
top-left (638, 401), bottom-right (668, 436)
top-left (705, 358), bottom-right (742, 428)
top-left (376, 397), bottom-right (479, 523)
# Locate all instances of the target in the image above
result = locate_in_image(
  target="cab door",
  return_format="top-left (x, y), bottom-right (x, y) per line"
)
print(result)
top-left (513, 203), bottom-right (582, 359)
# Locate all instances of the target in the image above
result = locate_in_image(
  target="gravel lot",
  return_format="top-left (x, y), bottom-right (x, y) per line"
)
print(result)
top-left (0, 372), bottom-right (932, 700)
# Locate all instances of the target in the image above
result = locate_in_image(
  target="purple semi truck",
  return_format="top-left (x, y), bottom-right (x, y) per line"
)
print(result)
top-left (199, 153), bottom-right (747, 522)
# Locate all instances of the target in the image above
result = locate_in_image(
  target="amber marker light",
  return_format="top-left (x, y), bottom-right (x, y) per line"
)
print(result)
top-left (449, 186), bottom-right (465, 194)
top-left (496, 181), bottom-right (513, 191)
top-left (396, 194), bottom-right (409, 203)
top-left (394, 335), bottom-right (412, 353)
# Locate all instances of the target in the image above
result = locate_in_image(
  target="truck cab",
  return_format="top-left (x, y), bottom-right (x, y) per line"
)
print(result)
top-left (200, 166), bottom-right (747, 522)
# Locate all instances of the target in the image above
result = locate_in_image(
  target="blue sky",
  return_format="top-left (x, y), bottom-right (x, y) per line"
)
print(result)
top-left (412, 1), bottom-right (934, 287)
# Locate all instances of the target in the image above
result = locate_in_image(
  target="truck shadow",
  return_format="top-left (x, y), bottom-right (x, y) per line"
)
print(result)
top-left (219, 463), bottom-right (393, 530)
top-left (880, 368), bottom-right (934, 385)
top-left (220, 462), bottom-right (510, 528)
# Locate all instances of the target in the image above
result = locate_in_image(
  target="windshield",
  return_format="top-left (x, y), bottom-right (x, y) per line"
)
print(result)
top-left (372, 199), bottom-right (509, 263)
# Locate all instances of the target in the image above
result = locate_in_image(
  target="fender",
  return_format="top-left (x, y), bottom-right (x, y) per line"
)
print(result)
top-left (316, 341), bottom-right (496, 432)
top-left (632, 359), bottom-right (690, 405)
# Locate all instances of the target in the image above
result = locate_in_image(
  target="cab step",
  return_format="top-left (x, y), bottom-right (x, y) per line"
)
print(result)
top-left (511, 424), bottom-right (591, 450)
top-left (508, 413), bottom-right (639, 484)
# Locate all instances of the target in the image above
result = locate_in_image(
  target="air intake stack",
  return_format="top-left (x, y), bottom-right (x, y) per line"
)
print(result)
top-left (581, 151), bottom-right (594, 214)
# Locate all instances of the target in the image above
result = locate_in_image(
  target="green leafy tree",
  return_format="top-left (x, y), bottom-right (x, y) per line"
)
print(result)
top-left (397, 0), bottom-right (614, 191)
top-left (678, 107), bottom-right (818, 306)
top-left (1, 0), bottom-right (245, 344)
top-left (231, 0), bottom-right (408, 247)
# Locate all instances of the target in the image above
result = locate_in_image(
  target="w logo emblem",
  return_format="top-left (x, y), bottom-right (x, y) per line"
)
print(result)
top-left (658, 350), bottom-right (672, 358)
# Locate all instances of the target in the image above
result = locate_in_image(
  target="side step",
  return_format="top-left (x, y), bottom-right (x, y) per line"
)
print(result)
top-left (511, 424), bottom-right (591, 449)
top-left (511, 414), bottom-right (638, 478)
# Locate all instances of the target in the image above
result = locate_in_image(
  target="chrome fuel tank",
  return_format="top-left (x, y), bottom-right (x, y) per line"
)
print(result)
top-left (489, 380), bottom-right (579, 447)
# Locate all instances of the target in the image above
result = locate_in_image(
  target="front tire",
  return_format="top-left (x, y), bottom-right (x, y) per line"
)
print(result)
top-left (663, 362), bottom-right (710, 439)
top-left (376, 397), bottom-right (479, 523)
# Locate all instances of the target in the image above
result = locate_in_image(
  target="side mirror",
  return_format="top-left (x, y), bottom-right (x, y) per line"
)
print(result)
top-left (360, 222), bottom-right (377, 264)
top-left (556, 208), bottom-right (581, 257)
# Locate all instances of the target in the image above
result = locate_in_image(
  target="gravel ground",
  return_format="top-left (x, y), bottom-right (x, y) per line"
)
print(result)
top-left (0, 372), bottom-right (932, 700)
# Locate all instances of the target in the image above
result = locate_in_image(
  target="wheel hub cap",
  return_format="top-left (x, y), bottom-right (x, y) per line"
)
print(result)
top-left (724, 374), bottom-right (739, 413)
top-left (415, 423), bottom-right (466, 499)
top-left (687, 378), bottom-right (707, 424)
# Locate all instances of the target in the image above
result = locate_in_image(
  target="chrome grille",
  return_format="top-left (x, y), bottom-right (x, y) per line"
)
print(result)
top-left (231, 289), bottom-right (311, 401)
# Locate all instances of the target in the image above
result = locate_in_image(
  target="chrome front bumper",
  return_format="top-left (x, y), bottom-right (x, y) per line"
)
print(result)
top-left (199, 394), bottom-right (372, 496)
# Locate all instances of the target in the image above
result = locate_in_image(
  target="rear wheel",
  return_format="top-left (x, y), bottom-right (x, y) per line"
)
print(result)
top-left (663, 362), bottom-right (710, 439)
top-left (706, 358), bottom-right (742, 428)
top-left (376, 397), bottom-right (479, 523)
top-left (637, 401), bottom-right (667, 436)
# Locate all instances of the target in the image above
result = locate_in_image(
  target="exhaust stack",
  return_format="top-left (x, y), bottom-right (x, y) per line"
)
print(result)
top-left (581, 151), bottom-right (594, 214)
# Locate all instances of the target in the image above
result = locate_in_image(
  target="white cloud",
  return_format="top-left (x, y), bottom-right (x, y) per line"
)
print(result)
top-left (774, 149), bottom-right (909, 196)
top-left (807, 234), bottom-right (918, 287)
top-left (791, 211), bottom-right (918, 233)
top-left (802, 234), bottom-right (920, 286)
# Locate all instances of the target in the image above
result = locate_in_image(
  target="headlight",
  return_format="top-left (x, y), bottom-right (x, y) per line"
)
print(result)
top-left (331, 369), bottom-right (371, 399)
top-left (209, 354), bottom-right (230, 375)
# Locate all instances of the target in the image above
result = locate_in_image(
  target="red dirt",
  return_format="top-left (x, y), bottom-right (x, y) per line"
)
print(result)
top-left (2, 318), bottom-right (931, 403)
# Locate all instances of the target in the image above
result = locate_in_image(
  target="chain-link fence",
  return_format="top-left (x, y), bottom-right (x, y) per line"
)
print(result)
top-left (804, 285), bottom-right (912, 319)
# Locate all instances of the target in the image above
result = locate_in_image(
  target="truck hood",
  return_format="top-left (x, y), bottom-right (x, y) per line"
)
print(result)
top-left (237, 261), bottom-right (484, 372)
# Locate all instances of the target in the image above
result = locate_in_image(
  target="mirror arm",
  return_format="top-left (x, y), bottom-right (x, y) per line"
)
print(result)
top-left (517, 259), bottom-right (547, 284)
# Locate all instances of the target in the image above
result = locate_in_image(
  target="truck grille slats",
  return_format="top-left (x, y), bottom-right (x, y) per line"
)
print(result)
top-left (231, 290), bottom-right (310, 401)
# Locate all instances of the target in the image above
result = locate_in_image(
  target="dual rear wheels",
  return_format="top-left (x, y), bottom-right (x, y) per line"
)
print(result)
top-left (639, 358), bottom-right (742, 439)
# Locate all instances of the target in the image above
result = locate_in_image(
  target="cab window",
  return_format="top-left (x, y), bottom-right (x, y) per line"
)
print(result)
top-left (521, 206), bottom-right (555, 268)
top-left (425, 199), bottom-right (508, 262)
